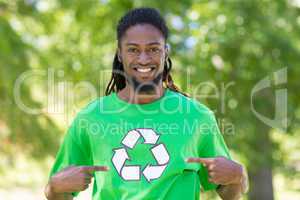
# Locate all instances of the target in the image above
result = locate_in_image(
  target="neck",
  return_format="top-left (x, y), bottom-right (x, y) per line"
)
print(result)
top-left (117, 82), bottom-right (165, 104)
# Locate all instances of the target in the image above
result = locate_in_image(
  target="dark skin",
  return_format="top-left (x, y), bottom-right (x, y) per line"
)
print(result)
top-left (186, 157), bottom-right (249, 200)
top-left (45, 24), bottom-right (248, 200)
top-left (44, 165), bottom-right (109, 200)
top-left (117, 24), bottom-right (167, 104)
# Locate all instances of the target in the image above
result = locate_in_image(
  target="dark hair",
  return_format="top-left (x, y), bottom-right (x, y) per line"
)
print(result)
top-left (105, 7), bottom-right (188, 96)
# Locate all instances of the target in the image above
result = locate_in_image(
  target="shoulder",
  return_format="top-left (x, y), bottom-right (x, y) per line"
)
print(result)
top-left (74, 93), bottom-right (114, 120)
top-left (66, 95), bottom-right (114, 136)
top-left (168, 89), bottom-right (214, 116)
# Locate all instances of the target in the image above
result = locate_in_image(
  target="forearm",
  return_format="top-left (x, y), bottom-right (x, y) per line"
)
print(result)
top-left (217, 184), bottom-right (242, 200)
top-left (217, 167), bottom-right (249, 200)
top-left (44, 182), bottom-right (73, 200)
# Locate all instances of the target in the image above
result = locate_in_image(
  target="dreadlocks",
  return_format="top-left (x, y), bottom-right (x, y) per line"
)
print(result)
top-left (105, 7), bottom-right (188, 97)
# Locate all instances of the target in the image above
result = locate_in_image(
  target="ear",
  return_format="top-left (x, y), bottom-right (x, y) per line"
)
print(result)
top-left (117, 48), bottom-right (122, 62)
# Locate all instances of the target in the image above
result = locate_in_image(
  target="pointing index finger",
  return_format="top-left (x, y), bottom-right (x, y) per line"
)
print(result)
top-left (93, 166), bottom-right (110, 171)
top-left (82, 166), bottom-right (109, 173)
top-left (185, 157), bottom-right (214, 164)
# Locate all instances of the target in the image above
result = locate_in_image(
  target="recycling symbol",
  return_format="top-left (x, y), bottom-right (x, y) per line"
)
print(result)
top-left (111, 128), bottom-right (170, 182)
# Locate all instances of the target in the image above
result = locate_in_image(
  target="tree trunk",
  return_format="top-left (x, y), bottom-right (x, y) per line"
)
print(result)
top-left (248, 121), bottom-right (274, 200)
top-left (249, 166), bottom-right (274, 200)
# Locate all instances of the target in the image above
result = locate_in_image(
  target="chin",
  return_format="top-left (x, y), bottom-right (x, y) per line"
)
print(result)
top-left (130, 72), bottom-right (163, 93)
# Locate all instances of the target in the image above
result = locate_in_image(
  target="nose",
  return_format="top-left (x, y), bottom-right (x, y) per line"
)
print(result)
top-left (137, 51), bottom-right (151, 65)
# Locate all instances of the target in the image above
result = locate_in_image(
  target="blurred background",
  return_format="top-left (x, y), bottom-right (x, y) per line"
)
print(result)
top-left (0, 0), bottom-right (299, 199)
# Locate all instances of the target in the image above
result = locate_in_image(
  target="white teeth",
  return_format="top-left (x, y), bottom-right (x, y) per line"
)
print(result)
top-left (136, 68), bottom-right (152, 73)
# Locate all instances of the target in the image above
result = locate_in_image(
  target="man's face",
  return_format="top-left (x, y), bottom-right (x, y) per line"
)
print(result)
top-left (118, 24), bottom-right (167, 94)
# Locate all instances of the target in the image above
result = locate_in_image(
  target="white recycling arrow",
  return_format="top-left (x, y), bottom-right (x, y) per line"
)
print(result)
top-left (112, 148), bottom-right (129, 173)
top-left (137, 128), bottom-right (160, 144)
top-left (121, 166), bottom-right (140, 180)
top-left (112, 128), bottom-right (170, 182)
top-left (151, 144), bottom-right (169, 165)
top-left (122, 130), bottom-right (141, 149)
top-left (142, 164), bottom-right (167, 182)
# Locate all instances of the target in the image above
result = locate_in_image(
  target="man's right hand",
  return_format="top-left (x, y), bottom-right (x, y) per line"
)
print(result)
top-left (47, 165), bottom-right (109, 196)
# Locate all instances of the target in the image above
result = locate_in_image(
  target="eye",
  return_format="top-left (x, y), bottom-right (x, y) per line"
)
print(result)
top-left (149, 47), bottom-right (160, 53)
top-left (128, 48), bottom-right (139, 53)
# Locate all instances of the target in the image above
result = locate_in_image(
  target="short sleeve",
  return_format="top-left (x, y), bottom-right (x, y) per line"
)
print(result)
top-left (48, 115), bottom-right (92, 197)
top-left (196, 109), bottom-right (232, 191)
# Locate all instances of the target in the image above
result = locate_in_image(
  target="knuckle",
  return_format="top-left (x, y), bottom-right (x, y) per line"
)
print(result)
top-left (79, 174), bottom-right (85, 179)
top-left (209, 178), bottom-right (215, 183)
top-left (78, 166), bottom-right (84, 172)
top-left (219, 156), bottom-right (226, 162)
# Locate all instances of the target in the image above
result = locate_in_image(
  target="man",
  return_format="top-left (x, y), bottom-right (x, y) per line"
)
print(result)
top-left (45, 8), bottom-right (248, 200)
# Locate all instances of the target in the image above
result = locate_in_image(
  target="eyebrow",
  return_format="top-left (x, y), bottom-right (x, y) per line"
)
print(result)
top-left (125, 42), bottom-right (162, 46)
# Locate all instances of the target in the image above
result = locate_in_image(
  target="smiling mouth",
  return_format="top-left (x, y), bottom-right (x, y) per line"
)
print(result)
top-left (133, 67), bottom-right (155, 73)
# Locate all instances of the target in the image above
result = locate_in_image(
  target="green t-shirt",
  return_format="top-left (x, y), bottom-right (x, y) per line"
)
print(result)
top-left (49, 88), bottom-right (231, 200)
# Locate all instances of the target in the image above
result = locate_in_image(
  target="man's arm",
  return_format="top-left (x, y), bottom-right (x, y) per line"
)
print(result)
top-left (216, 166), bottom-right (249, 200)
top-left (44, 181), bottom-right (73, 200)
top-left (44, 165), bottom-right (109, 200)
top-left (186, 157), bottom-right (248, 200)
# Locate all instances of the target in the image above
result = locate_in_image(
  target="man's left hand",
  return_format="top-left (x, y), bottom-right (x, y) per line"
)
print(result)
top-left (186, 157), bottom-right (243, 185)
